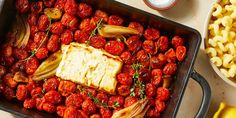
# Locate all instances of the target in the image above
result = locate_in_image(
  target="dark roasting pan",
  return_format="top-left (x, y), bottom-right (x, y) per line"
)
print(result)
top-left (0, 0), bottom-right (211, 118)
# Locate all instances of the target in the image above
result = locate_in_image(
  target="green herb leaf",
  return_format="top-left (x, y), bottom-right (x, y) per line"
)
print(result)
top-left (113, 101), bottom-right (120, 108)
top-left (131, 62), bottom-right (142, 70)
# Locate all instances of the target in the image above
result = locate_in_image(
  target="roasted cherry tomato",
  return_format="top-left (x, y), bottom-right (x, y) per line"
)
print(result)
top-left (136, 50), bottom-right (150, 68)
top-left (65, 93), bottom-right (83, 108)
top-left (43, 102), bottom-right (56, 113)
top-left (56, 105), bottom-right (66, 117)
top-left (89, 35), bottom-right (106, 49)
top-left (16, 84), bottom-right (29, 101)
top-left (117, 84), bottom-right (130, 97)
top-left (144, 28), bottom-right (160, 41)
top-left (171, 36), bottom-right (184, 48)
top-left (120, 51), bottom-right (134, 64)
top-left (150, 53), bottom-right (167, 69)
top-left (60, 29), bottom-right (73, 45)
top-left (16, 0), bottom-right (29, 13)
top-left (54, 0), bottom-right (66, 12)
top-left (2, 56), bottom-right (15, 67)
top-left (96, 92), bottom-right (108, 104)
top-left (47, 34), bottom-right (60, 52)
top-left (145, 83), bottom-right (156, 97)
top-left (27, 13), bottom-right (38, 26)
top-left (77, 110), bottom-right (88, 118)
top-left (77, 3), bottom-right (93, 18)
top-left (146, 108), bottom-right (160, 118)
top-left (117, 73), bottom-right (133, 85)
top-left (138, 68), bottom-right (151, 82)
top-left (176, 46), bottom-right (187, 61)
top-left (30, 1), bottom-right (43, 14)
top-left (34, 31), bottom-right (48, 45)
top-left (3, 86), bottom-right (15, 101)
top-left (163, 63), bottom-right (177, 75)
top-left (64, 0), bottom-right (77, 15)
top-left (94, 10), bottom-right (108, 23)
top-left (64, 106), bottom-right (78, 118)
top-left (30, 26), bottom-right (39, 39)
top-left (61, 13), bottom-right (78, 31)
top-left (81, 88), bottom-right (97, 100)
top-left (13, 48), bottom-right (28, 60)
top-left (100, 108), bottom-right (112, 118)
top-left (82, 99), bottom-right (96, 115)
top-left (127, 35), bottom-right (142, 53)
top-left (157, 36), bottom-right (169, 52)
top-left (108, 95), bottom-right (124, 109)
top-left (151, 69), bottom-right (163, 86)
top-left (38, 15), bottom-right (50, 31)
top-left (2, 44), bottom-right (13, 57)
top-left (128, 22), bottom-right (144, 34)
top-left (24, 98), bottom-right (36, 109)
top-left (44, 90), bottom-right (62, 104)
top-left (36, 97), bottom-right (46, 111)
top-left (147, 97), bottom-right (155, 107)
top-left (26, 81), bottom-right (42, 92)
top-left (31, 87), bottom-right (43, 98)
top-left (121, 64), bottom-right (135, 77)
top-left (74, 30), bottom-right (89, 43)
top-left (105, 40), bottom-right (124, 55)
top-left (142, 40), bottom-right (157, 55)
top-left (124, 96), bottom-right (138, 108)
top-left (3, 73), bottom-right (17, 88)
top-left (156, 87), bottom-right (170, 101)
top-left (108, 15), bottom-right (124, 26)
top-left (43, 77), bottom-right (60, 92)
top-left (80, 18), bottom-right (96, 33)
top-left (43, 0), bottom-right (55, 7)
top-left (35, 47), bottom-right (48, 60)
top-left (58, 80), bottom-right (76, 97)
top-left (0, 65), bottom-right (6, 77)
top-left (155, 99), bottom-right (166, 112)
top-left (26, 57), bottom-right (39, 75)
top-left (50, 22), bottom-right (64, 35)
top-left (165, 48), bottom-right (176, 63)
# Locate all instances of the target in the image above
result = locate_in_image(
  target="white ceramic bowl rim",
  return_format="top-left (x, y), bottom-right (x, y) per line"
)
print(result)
top-left (203, 0), bottom-right (236, 88)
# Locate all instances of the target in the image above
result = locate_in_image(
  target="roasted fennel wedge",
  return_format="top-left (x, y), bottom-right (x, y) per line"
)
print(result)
top-left (32, 50), bottom-right (62, 81)
top-left (12, 14), bottom-right (30, 48)
top-left (111, 98), bottom-right (149, 118)
top-left (98, 25), bottom-right (139, 38)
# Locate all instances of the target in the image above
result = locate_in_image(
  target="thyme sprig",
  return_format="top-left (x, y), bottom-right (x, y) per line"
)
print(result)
top-left (87, 92), bottom-right (109, 109)
top-left (130, 62), bottom-right (146, 99)
top-left (23, 15), bottom-right (52, 61)
top-left (86, 18), bottom-right (104, 44)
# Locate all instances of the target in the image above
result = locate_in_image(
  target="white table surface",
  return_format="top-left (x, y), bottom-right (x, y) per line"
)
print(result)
top-left (2, 0), bottom-right (236, 118)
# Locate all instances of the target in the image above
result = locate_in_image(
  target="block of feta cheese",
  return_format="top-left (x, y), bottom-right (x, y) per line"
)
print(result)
top-left (56, 43), bottom-right (123, 94)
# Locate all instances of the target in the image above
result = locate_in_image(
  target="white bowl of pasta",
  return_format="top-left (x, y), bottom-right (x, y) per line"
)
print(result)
top-left (204, 0), bottom-right (236, 87)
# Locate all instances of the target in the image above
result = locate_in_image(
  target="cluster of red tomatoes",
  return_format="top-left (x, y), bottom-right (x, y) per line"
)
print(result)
top-left (0, 0), bottom-right (187, 118)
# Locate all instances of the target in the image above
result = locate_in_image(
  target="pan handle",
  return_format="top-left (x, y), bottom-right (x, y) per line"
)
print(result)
top-left (191, 70), bottom-right (211, 118)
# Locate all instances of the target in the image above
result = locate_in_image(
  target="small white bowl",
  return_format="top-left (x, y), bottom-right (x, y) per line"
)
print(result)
top-left (203, 1), bottom-right (236, 88)
top-left (143, 0), bottom-right (177, 10)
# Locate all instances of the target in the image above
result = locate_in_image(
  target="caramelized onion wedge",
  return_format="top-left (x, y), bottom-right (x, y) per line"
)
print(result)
top-left (44, 8), bottom-right (62, 20)
top-left (163, 75), bottom-right (172, 88)
top-left (98, 25), bottom-right (139, 38)
top-left (32, 50), bottom-right (62, 81)
top-left (13, 71), bottom-right (29, 83)
top-left (111, 98), bottom-right (148, 118)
